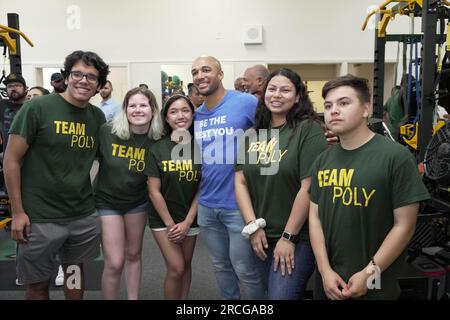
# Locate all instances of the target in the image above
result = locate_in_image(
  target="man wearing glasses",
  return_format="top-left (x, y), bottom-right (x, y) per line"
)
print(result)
top-left (0, 74), bottom-right (28, 153)
top-left (4, 50), bottom-right (110, 300)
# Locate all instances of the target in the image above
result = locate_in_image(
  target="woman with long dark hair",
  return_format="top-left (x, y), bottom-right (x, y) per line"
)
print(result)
top-left (235, 68), bottom-right (327, 299)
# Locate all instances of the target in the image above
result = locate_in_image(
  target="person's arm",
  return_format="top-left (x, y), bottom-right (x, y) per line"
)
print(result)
top-left (235, 170), bottom-right (268, 261)
top-left (4, 134), bottom-right (30, 243)
top-left (273, 177), bottom-right (310, 276)
top-left (309, 201), bottom-right (348, 300)
top-left (167, 190), bottom-right (200, 243)
top-left (342, 203), bottom-right (418, 299)
top-left (148, 177), bottom-right (175, 229)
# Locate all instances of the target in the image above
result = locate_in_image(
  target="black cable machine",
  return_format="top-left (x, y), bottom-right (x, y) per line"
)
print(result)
top-left (0, 13), bottom-right (33, 98)
top-left (0, 13), bottom-right (33, 229)
top-left (363, 0), bottom-right (450, 299)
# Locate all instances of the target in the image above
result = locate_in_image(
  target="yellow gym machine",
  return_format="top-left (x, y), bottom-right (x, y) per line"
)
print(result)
top-left (363, 0), bottom-right (450, 300)
top-left (0, 13), bottom-right (32, 230)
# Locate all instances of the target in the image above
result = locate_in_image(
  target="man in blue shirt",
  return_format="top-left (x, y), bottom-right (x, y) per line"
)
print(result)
top-left (99, 80), bottom-right (121, 122)
top-left (192, 56), bottom-right (263, 300)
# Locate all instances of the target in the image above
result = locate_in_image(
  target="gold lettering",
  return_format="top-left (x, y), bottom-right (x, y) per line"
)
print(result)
top-left (135, 148), bottom-right (145, 161)
top-left (340, 169), bottom-right (354, 187)
top-left (125, 147), bottom-right (134, 159)
top-left (333, 186), bottom-right (343, 203)
top-left (329, 169), bottom-right (338, 186)
top-left (363, 189), bottom-right (376, 207)
top-left (111, 144), bottom-right (119, 156)
top-left (278, 149), bottom-right (288, 161)
top-left (318, 171), bottom-right (324, 187)
top-left (354, 187), bottom-right (362, 206)
top-left (342, 187), bottom-right (352, 206)
top-left (182, 160), bottom-right (192, 171)
top-left (54, 121), bottom-right (62, 133)
top-left (62, 121), bottom-right (69, 134)
top-left (322, 170), bottom-right (330, 187)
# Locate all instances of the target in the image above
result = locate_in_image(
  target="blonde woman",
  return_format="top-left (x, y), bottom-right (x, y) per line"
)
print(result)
top-left (94, 87), bottom-right (163, 299)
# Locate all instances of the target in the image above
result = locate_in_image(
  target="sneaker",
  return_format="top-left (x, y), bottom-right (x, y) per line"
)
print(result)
top-left (15, 278), bottom-right (24, 286)
top-left (55, 265), bottom-right (64, 286)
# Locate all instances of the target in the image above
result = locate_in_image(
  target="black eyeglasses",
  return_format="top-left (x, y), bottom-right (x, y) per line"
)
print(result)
top-left (70, 71), bottom-right (99, 83)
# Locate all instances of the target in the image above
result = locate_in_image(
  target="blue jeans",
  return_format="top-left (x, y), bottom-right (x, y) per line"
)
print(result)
top-left (198, 204), bottom-right (264, 300)
top-left (254, 240), bottom-right (316, 300)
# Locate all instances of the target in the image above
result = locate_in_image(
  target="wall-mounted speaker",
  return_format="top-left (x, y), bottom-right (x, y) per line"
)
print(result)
top-left (242, 25), bottom-right (263, 45)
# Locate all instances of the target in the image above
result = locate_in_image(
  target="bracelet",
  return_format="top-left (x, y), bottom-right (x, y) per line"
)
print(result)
top-left (241, 218), bottom-right (266, 239)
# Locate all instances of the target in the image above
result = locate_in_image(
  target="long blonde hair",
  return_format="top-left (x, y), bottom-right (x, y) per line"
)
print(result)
top-left (111, 87), bottom-right (163, 140)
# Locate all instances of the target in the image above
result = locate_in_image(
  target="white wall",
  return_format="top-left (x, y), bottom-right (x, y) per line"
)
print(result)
top-left (1, 0), bottom-right (422, 101)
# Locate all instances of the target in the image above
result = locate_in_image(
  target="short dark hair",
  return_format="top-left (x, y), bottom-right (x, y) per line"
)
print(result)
top-left (28, 86), bottom-right (50, 95)
top-left (61, 50), bottom-right (110, 88)
top-left (187, 83), bottom-right (197, 96)
top-left (101, 80), bottom-right (112, 89)
top-left (322, 74), bottom-right (371, 104)
top-left (162, 94), bottom-right (195, 136)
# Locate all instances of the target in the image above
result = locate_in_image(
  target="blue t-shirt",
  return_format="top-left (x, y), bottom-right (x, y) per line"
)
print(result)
top-left (194, 90), bottom-right (257, 209)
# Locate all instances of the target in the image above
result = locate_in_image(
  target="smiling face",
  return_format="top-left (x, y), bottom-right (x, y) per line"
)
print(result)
top-left (165, 98), bottom-right (193, 131)
top-left (64, 61), bottom-right (100, 107)
top-left (323, 85), bottom-right (370, 136)
top-left (264, 75), bottom-right (299, 118)
top-left (126, 93), bottom-right (153, 133)
top-left (191, 57), bottom-right (223, 97)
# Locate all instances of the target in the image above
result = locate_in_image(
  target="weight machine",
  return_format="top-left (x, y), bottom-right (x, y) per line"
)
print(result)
top-left (0, 13), bottom-right (32, 229)
top-left (363, 0), bottom-right (450, 299)
top-left (0, 13), bottom-right (33, 98)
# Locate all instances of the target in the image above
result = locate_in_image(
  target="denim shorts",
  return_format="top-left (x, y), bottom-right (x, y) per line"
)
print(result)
top-left (97, 202), bottom-right (149, 216)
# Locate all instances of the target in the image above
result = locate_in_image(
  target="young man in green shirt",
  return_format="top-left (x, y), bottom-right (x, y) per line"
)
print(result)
top-left (309, 74), bottom-right (430, 300)
top-left (4, 50), bottom-right (109, 300)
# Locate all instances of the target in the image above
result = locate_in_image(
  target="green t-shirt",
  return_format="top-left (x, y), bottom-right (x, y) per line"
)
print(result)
top-left (235, 120), bottom-right (327, 241)
top-left (309, 134), bottom-right (430, 299)
top-left (94, 123), bottom-right (155, 212)
top-left (9, 93), bottom-right (106, 223)
top-left (145, 136), bottom-right (201, 228)
top-left (383, 88), bottom-right (404, 137)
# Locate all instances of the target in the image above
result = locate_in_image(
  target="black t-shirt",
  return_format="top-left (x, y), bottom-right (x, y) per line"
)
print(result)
top-left (0, 99), bottom-right (23, 153)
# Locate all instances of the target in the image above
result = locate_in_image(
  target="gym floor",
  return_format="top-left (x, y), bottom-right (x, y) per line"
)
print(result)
top-left (0, 228), bottom-right (220, 300)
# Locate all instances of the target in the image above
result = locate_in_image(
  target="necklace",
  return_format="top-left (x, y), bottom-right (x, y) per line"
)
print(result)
top-left (130, 130), bottom-right (150, 149)
top-left (269, 121), bottom-right (287, 131)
